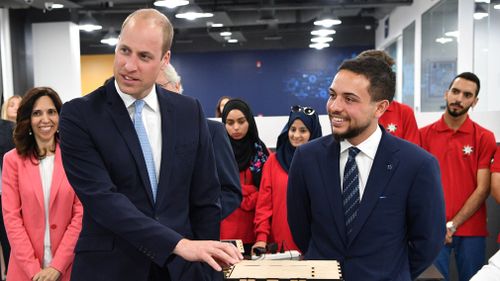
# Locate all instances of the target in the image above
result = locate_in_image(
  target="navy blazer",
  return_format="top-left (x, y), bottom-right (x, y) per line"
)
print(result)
top-left (59, 81), bottom-right (221, 281)
top-left (206, 120), bottom-right (241, 219)
top-left (287, 128), bottom-right (445, 281)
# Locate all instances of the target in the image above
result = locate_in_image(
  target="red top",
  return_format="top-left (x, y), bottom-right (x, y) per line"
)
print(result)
top-left (379, 101), bottom-right (420, 146)
top-left (254, 153), bottom-right (299, 252)
top-left (492, 147), bottom-right (500, 242)
top-left (220, 167), bottom-right (258, 244)
top-left (420, 115), bottom-right (496, 236)
top-left (492, 147), bottom-right (500, 173)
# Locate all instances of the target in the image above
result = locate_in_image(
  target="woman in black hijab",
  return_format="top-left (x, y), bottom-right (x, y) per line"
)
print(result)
top-left (253, 105), bottom-right (322, 255)
top-left (221, 99), bottom-right (269, 255)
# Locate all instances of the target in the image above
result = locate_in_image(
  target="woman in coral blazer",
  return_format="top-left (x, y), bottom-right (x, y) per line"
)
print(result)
top-left (1, 87), bottom-right (82, 281)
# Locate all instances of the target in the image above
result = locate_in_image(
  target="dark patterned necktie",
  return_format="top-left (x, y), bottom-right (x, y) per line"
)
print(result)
top-left (343, 146), bottom-right (361, 239)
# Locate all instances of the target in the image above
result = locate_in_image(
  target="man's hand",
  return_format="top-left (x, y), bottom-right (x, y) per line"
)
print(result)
top-left (445, 228), bottom-right (453, 244)
top-left (173, 239), bottom-right (243, 271)
top-left (251, 241), bottom-right (267, 256)
top-left (32, 267), bottom-right (61, 281)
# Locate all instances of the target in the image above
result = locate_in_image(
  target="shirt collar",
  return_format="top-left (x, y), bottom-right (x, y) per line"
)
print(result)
top-left (115, 80), bottom-right (159, 112)
top-left (340, 126), bottom-right (382, 160)
top-left (385, 101), bottom-right (395, 112)
top-left (436, 114), bottom-right (473, 133)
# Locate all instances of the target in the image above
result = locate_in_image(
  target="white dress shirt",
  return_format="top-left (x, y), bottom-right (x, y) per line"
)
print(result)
top-left (39, 155), bottom-right (55, 268)
top-left (470, 250), bottom-right (500, 281)
top-left (115, 82), bottom-right (162, 182)
top-left (339, 126), bottom-right (382, 200)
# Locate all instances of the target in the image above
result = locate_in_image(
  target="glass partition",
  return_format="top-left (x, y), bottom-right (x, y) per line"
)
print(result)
top-left (473, 2), bottom-right (500, 111)
top-left (420, 0), bottom-right (458, 112)
top-left (402, 21), bottom-right (415, 108)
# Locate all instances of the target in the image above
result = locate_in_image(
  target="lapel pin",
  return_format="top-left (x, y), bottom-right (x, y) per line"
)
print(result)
top-left (387, 164), bottom-right (392, 170)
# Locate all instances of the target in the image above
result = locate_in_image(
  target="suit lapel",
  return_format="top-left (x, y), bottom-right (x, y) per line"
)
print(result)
top-left (48, 145), bottom-right (64, 210)
top-left (348, 130), bottom-right (399, 245)
top-left (319, 137), bottom-right (347, 244)
top-left (25, 156), bottom-right (45, 211)
top-left (156, 88), bottom-right (176, 204)
top-left (105, 82), bottom-right (155, 206)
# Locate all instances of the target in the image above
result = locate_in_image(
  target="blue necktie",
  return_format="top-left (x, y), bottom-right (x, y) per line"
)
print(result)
top-left (134, 100), bottom-right (158, 202)
top-left (343, 146), bottom-right (361, 239)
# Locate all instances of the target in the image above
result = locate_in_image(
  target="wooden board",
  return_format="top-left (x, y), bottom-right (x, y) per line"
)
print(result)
top-left (225, 260), bottom-right (342, 280)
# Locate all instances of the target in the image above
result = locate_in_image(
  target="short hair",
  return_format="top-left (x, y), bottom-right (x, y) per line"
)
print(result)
top-left (338, 56), bottom-right (396, 102)
top-left (357, 49), bottom-right (395, 67)
top-left (14, 87), bottom-right (62, 160)
top-left (121, 9), bottom-right (174, 56)
top-left (163, 64), bottom-right (181, 85)
top-left (448, 72), bottom-right (481, 97)
top-left (1, 95), bottom-right (22, 120)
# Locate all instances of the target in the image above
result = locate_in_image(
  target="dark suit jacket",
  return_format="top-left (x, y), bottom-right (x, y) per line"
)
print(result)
top-left (59, 81), bottom-right (221, 281)
top-left (0, 119), bottom-right (15, 169)
top-left (0, 119), bottom-right (14, 270)
top-left (287, 128), bottom-right (445, 281)
top-left (206, 120), bottom-right (241, 219)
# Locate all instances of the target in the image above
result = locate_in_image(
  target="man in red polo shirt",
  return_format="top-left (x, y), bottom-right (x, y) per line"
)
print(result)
top-left (420, 72), bottom-right (497, 281)
top-left (357, 50), bottom-right (420, 145)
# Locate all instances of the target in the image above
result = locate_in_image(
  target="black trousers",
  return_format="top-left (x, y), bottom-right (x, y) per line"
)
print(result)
top-left (148, 263), bottom-right (171, 281)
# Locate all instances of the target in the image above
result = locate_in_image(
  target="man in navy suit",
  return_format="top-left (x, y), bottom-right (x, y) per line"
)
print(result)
top-left (59, 9), bottom-right (241, 281)
top-left (287, 57), bottom-right (445, 281)
top-left (157, 64), bottom-right (242, 219)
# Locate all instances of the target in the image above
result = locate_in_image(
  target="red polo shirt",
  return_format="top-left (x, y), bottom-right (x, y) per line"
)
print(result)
top-left (420, 115), bottom-right (496, 236)
top-left (379, 101), bottom-right (420, 145)
top-left (492, 147), bottom-right (500, 173)
top-left (492, 147), bottom-right (500, 242)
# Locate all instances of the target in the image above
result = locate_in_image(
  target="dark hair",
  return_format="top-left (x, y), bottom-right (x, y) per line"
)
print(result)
top-left (215, 96), bottom-right (231, 117)
top-left (14, 87), bottom-right (62, 160)
top-left (338, 56), bottom-right (396, 102)
top-left (357, 49), bottom-right (395, 67)
top-left (448, 72), bottom-right (480, 96)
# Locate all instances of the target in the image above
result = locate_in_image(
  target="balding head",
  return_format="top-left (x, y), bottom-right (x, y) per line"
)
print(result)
top-left (121, 9), bottom-right (174, 56)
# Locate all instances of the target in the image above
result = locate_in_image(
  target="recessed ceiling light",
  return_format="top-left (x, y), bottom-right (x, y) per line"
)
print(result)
top-left (51, 3), bottom-right (64, 9)
top-left (220, 31), bottom-right (232, 37)
top-left (311, 36), bottom-right (333, 43)
top-left (444, 30), bottom-right (459, 37)
top-left (227, 39), bottom-right (238, 43)
top-left (154, 0), bottom-right (189, 9)
top-left (311, 29), bottom-right (336, 37)
top-left (435, 37), bottom-right (453, 44)
top-left (309, 42), bottom-right (330, 50)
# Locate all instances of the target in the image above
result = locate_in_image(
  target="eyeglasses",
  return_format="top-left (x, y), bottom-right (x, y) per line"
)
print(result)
top-left (291, 105), bottom-right (315, 115)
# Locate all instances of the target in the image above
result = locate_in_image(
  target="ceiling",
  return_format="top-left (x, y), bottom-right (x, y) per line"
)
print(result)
top-left (2, 0), bottom-right (413, 54)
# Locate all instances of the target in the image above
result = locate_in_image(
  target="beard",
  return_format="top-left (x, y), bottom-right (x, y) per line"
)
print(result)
top-left (446, 103), bottom-right (471, 117)
top-left (332, 119), bottom-right (372, 143)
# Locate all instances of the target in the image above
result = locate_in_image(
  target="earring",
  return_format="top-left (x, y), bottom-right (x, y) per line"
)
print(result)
top-left (29, 129), bottom-right (32, 135)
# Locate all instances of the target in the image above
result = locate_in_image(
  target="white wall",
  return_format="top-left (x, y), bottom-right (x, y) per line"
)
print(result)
top-left (32, 22), bottom-right (81, 102)
top-left (0, 9), bottom-right (14, 100)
